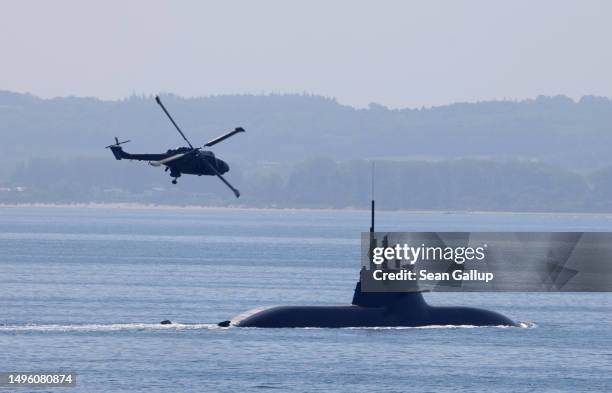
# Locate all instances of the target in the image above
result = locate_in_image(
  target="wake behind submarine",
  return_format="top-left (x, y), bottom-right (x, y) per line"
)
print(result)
top-left (220, 201), bottom-right (517, 328)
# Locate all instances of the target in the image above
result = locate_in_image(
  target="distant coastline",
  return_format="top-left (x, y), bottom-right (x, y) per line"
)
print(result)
top-left (2, 202), bottom-right (612, 217)
top-left (3, 91), bottom-right (612, 213)
top-left (0, 202), bottom-right (363, 213)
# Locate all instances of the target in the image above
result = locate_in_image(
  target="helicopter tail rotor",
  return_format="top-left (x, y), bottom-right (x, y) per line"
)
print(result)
top-left (105, 137), bottom-right (130, 149)
top-left (105, 137), bottom-right (131, 160)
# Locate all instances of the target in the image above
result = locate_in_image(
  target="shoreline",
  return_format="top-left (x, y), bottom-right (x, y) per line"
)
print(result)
top-left (1, 202), bottom-right (611, 216)
top-left (0, 202), bottom-right (365, 213)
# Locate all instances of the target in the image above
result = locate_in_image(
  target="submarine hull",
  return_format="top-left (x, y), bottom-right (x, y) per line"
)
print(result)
top-left (224, 197), bottom-right (518, 328)
top-left (232, 290), bottom-right (516, 328)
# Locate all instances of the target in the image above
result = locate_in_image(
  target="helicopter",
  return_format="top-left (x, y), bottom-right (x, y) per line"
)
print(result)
top-left (106, 96), bottom-right (244, 198)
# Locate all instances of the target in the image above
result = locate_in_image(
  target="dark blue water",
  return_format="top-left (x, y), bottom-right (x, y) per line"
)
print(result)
top-left (1, 207), bottom-right (611, 392)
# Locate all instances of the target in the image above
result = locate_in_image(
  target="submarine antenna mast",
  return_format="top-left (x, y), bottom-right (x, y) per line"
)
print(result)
top-left (370, 161), bottom-right (375, 233)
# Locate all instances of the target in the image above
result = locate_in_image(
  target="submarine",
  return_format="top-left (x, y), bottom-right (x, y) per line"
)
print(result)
top-left (220, 200), bottom-right (517, 328)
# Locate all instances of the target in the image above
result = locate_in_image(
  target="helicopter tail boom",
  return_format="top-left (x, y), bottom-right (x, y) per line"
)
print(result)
top-left (109, 145), bottom-right (125, 160)
top-left (106, 139), bottom-right (168, 162)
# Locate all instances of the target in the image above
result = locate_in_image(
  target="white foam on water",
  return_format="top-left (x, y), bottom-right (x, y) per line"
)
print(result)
top-left (341, 323), bottom-right (536, 330)
top-left (0, 323), bottom-right (219, 332)
top-left (274, 322), bottom-right (537, 330)
top-left (0, 321), bottom-right (536, 332)
top-left (230, 306), bottom-right (278, 325)
top-left (341, 321), bottom-right (537, 329)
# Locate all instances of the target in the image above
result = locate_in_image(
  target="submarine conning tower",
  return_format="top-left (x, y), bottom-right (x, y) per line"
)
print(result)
top-left (348, 196), bottom-right (517, 327)
top-left (355, 194), bottom-right (428, 307)
top-left (351, 281), bottom-right (428, 308)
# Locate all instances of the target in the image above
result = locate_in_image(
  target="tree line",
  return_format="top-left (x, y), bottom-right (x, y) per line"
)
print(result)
top-left (3, 156), bottom-right (612, 212)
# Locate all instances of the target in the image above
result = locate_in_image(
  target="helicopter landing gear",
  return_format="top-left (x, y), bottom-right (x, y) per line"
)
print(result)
top-left (169, 169), bottom-right (181, 185)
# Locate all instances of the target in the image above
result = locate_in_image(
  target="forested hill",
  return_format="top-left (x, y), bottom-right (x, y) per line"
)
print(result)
top-left (3, 91), bottom-right (612, 212)
top-left (2, 91), bottom-right (612, 171)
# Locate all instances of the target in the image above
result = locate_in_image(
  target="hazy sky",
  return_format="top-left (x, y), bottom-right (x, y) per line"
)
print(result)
top-left (1, 0), bottom-right (611, 108)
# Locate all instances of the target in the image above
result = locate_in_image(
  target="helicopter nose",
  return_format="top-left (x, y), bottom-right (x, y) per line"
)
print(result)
top-left (219, 160), bottom-right (230, 174)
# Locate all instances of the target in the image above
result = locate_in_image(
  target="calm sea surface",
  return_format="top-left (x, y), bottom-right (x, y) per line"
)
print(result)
top-left (0, 207), bottom-right (611, 392)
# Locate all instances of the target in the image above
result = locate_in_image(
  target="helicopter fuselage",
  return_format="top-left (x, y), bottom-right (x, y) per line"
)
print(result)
top-left (164, 148), bottom-right (230, 177)
top-left (109, 145), bottom-right (229, 178)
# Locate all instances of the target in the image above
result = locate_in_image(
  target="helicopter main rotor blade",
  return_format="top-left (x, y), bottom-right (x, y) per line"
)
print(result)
top-left (216, 172), bottom-right (241, 198)
top-left (203, 127), bottom-right (245, 148)
top-left (155, 96), bottom-right (193, 149)
top-left (148, 152), bottom-right (188, 167)
top-left (203, 160), bottom-right (240, 198)
top-left (216, 172), bottom-right (240, 198)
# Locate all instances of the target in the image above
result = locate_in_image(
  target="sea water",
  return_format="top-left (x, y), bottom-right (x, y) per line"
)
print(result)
top-left (0, 207), bottom-right (611, 392)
